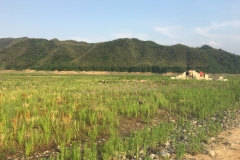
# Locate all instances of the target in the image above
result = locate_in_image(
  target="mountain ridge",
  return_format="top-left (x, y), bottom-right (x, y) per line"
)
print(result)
top-left (0, 37), bottom-right (239, 73)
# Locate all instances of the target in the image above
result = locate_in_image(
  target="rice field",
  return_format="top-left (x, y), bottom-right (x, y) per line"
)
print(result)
top-left (0, 72), bottom-right (239, 159)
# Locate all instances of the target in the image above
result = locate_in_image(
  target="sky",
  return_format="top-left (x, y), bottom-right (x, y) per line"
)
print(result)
top-left (1, 0), bottom-right (240, 55)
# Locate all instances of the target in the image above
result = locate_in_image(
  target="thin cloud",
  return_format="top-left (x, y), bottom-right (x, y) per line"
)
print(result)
top-left (211, 20), bottom-right (240, 29)
top-left (135, 34), bottom-right (148, 40)
top-left (153, 25), bottom-right (181, 38)
top-left (195, 20), bottom-right (240, 54)
top-left (208, 40), bottom-right (221, 47)
top-left (195, 20), bottom-right (240, 37)
top-left (195, 27), bottom-right (211, 37)
top-left (113, 33), bottom-right (133, 39)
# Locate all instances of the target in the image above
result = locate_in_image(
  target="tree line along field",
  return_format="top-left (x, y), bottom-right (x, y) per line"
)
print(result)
top-left (0, 72), bottom-right (239, 159)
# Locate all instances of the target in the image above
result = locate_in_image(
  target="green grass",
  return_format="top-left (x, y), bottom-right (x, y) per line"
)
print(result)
top-left (0, 72), bottom-right (239, 159)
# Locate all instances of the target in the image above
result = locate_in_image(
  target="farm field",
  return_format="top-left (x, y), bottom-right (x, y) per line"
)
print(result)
top-left (0, 71), bottom-right (239, 159)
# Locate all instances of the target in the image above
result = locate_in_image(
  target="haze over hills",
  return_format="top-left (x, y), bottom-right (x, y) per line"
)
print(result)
top-left (0, 37), bottom-right (239, 73)
top-left (0, 37), bottom-right (28, 50)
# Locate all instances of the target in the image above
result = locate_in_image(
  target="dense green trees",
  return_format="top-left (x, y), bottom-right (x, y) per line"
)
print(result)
top-left (0, 38), bottom-right (239, 73)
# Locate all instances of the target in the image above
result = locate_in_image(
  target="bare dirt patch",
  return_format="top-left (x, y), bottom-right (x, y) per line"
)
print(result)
top-left (78, 71), bottom-right (155, 75)
top-left (24, 69), bottom-right (36, 73)
top-left (52, 70), bottom-right (79, 74)
top-left (79, 71), bottom-right (110, 75)
top-left (161, 72), bottom-right (178, 76)
top-left (0, 70), bottom-right (15, 73)
top-left (185, 116), bottom-right (240, 160)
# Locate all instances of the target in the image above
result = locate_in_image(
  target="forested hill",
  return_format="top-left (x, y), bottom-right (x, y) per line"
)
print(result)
top-left (0, 37), bottom-right (28, 50)
top-left (0, 37), bottom-right (239, 73)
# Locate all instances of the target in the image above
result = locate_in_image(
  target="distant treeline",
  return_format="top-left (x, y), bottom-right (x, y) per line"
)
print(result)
top-left (0, 38), bottom-right (239, 73)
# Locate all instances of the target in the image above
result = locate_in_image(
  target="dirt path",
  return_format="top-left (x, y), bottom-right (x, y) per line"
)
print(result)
top-left (185, 116), bottom-right (240, 160)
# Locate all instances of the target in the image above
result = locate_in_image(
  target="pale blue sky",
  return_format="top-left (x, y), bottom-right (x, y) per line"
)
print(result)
top-left (1, 0), bottom-right (240, 55)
